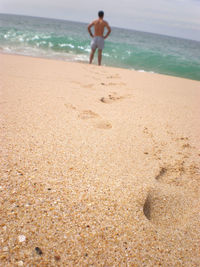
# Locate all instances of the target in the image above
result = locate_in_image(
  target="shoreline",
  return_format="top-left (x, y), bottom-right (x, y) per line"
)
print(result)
top-left (1, 53), bottom-right (200, 265)
top-left (1, 51), bottom-right (199, 82)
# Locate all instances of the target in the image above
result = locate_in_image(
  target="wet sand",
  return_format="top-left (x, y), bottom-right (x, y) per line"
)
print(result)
top-left (0, 53), bottom-right (200, 266)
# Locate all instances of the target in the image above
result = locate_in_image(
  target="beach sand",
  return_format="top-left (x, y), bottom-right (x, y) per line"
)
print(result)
top-left (0, 53), bottom-right (200, 266)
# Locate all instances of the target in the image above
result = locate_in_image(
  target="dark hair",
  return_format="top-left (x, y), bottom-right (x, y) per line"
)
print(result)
top-left (98, 11), bottom-right (104, 18)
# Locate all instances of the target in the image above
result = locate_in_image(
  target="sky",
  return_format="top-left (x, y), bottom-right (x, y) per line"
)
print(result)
top-left (1, 0), bottom-right (200, 41)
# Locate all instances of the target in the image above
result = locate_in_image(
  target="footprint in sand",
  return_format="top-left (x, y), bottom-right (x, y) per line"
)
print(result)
top-left (154, 164), bottom-right (184, 185)
top-left (82, 84), bottom-right (94, 89)
top-left (70, 81), bottom-right (94, 89)
top-left (78, 110), bottom-right (99, 120)
top-left (142, 157), bottom-right (199, 228)
top-left (100, 92), bottom-right (124, 104)
top-left (106, 74), bottom-right (120, 79)
top-left (101, 82), bottom-right (126, 86)
top-left (143, 185), bottom-right (192, 228)
top-left (94, 120), bottom-right (112, 129)
top-left (78, 110), bottom-right (112, 130)
top-left (143, 127), bottom-right (198, 182)
top-left (141, 127), bottom-right (199, 228)
top-left (154, 161), bottom-right (199, 187)
top-left (64, 103), bottom-right (76, 110)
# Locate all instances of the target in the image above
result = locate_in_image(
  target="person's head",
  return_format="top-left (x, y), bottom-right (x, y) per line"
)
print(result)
top-left (98, 11), bottom-right (104, 18)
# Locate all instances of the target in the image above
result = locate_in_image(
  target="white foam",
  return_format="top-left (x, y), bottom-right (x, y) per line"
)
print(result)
top-left (19, 37), bottom-right (24, 42)
top-left (137, 70), bottom-right (156, 74)
top-left (59, 44), bottom-right (68, 47)
top-left (32, 35), bottom-right (39, 40)
top-left (59, 44), bottom-right (75, 49)
top-left (74, 54), bottom-right (88, 61)
top-left (78, 46), bottom-right (84, 49)
top-left (67, 44), bottom-right (74, 48)
top-left (59, 44), bottom-right (74, 48)
top-left (43, 35), bottom-right (51, 39)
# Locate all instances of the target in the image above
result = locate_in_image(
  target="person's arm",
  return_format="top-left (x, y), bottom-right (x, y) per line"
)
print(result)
top-left (88, 21), bottom-right (94, 38)
top-left (104, 22), bottom-right (111, 39)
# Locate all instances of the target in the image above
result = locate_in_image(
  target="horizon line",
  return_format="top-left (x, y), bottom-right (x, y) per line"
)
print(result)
top-left (0, 12), bottom-right (200, 43)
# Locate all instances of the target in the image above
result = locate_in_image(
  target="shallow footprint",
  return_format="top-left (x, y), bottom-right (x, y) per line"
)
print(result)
top-left (153, 161), bottom-right (197, 187)
top-left (64, 103), bottom-right (76, 110)
top-left (78, 110), bottom-right (99, 120)
top-left (106, 74), bottom-right (120, 79)
top-left (78, 110), bottom-right (111, 129)
top-left (94, 120), bottom-right (112, 129)
top-left (82, 84), bottom-right (94, 89)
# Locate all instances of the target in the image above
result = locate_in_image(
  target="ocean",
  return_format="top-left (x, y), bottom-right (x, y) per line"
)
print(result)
top-left (1, 13), bottom-right (200, 81)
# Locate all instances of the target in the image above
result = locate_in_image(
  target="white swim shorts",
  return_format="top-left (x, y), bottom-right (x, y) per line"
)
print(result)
top-left (91, 36), bottom-right (104, 50)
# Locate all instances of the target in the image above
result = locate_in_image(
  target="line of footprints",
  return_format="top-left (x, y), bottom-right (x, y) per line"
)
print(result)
top-left (64, 101), bottom-right (113, 130)
top-left (64, 89), bottom-right (126, 130)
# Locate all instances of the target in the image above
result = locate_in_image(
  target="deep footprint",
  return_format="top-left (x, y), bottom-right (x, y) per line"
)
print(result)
top-left (143, 186), bottom-right (191, 228)
top-left (155, 167), bottom-right (167, 180)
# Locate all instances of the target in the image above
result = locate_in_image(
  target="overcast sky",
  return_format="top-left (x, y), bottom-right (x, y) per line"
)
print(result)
top-left (1, 0), bottom-right (200, 41)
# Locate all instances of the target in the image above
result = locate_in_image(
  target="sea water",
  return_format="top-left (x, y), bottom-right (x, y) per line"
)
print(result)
top-left (0, 14), bottom-right (200, 81)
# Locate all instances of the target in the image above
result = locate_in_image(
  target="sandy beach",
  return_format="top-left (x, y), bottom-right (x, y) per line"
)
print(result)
top-left (0, 53), bottom-right (200, 266)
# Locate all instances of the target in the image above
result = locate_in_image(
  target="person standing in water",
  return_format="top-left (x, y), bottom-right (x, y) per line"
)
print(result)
top-left (88, 11), bottom-right (111, 66)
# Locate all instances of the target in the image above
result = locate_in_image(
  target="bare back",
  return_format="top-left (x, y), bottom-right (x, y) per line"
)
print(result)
top-left (93, 19), bottom-right (107, 36)
top-left (88, 19), bottom-right (110, 37)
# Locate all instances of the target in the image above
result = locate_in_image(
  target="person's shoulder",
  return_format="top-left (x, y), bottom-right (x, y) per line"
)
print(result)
top-left (89, 19), bottom-right (97, 25)
top-left (103, 20), bottom-right (109, 25)
top-left (93, 19), bottom-right (99, 24)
